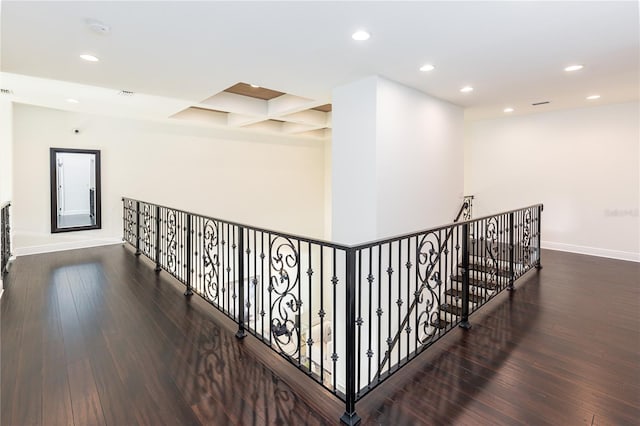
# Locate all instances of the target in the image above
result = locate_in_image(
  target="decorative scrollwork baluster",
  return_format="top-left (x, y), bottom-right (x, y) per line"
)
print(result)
top-left (415, 231), bottom-right (442, 343)
top-left (202, 219), bottom-right (220, 304)
top-left (124, 199), bottom-right (136, 245)
top-left (522, 209), bottom-right (532, 265)
top-left (269, 236), bottom-right (300, 358)
top-left (484, 216), bottom-right (499, 286)
top-left (166, 209), bottom-right (177, 274)
top-left (141, 203), bottom-right (152, 255)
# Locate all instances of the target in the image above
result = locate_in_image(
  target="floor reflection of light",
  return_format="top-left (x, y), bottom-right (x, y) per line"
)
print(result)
top-left (51, 262), bottom-right (106, 323)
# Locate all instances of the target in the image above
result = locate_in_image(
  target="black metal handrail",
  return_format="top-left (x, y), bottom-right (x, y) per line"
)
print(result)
top-left (1, 201), bottom-right (11, 283)
top-left (122, 197), bottom-right (542, 425)
top-left (349, 204), bottom-right (542, 408)
top-left (372, 195), bottom-right (474, 380)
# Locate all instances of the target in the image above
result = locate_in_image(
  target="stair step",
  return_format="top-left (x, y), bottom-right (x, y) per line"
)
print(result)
top-left (451, 281), bottom-right (489, 296)
top-left (445, 288), bottom-right (485, 304)
top-left (468, 240), bottom-right (534, 263)
top-left (445, 293), bottom-right (472, 308)
top-left (469, 256), bottom-right (512, 269)
top-left (466, 263), bottom-right (512, 277)
top-left (451, 275), bottom-right (498, 290)
top-left (439, 303), bottom-right (462, 316)
top-left (430, 318), bottom-right (449, 330)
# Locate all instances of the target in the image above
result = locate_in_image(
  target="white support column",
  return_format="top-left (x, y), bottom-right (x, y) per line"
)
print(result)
top-left (331, 75), bottom-right (464, 244)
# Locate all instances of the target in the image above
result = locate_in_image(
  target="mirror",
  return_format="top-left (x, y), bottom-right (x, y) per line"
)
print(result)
top-left (50, 148), bottom-right (101, 233)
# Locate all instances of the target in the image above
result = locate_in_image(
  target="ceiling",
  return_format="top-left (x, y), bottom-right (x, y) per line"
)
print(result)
top-left (1, 1), bottom-right (638, 125)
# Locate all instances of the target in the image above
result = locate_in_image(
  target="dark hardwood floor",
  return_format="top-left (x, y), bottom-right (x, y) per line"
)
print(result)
top-left (1, 245), bottom-right (638, 425)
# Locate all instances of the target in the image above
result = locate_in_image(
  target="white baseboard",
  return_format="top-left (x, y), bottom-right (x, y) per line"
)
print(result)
top-left (14, 238), bottom-right (123, 257)
top-left (542, 240), bottom-right (640, 262)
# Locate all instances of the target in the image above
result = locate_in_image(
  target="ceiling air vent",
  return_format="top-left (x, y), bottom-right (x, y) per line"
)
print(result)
top-left (118, 90), bottom-right (135, 97)
top-left (531, 101), bottom-right (550, 106)
top-left (0, 88), bottom-right (14, 95)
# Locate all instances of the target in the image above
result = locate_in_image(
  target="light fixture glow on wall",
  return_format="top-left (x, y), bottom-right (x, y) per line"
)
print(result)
top-left (352, 30), bottom-right (370, 41)
top-left (564, 64), bottom-right (584, 72)
top-left (586, 94), bottom-right (601, 100)
top-left (420, 64), bottom-right (435, 72)
top-left (503, 107), bottom-right (514, 113)
top-left (460, 86), bottom-right (474, 93)
top-left (66, 98), bottom-right (79, 103)
top-left (80, 54), bottom-right (99, 62)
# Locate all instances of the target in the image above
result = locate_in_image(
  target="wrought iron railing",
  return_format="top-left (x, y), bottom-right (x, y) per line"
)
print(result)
top-left (122, 197), bottom-right (542, 425)
top-left (1, 201), bottom-right (11, 284)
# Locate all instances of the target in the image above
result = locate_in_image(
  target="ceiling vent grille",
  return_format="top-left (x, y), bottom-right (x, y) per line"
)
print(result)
top-left (118, 90), bottom-right (135, 97)
top-left (0, 89), bottom-right (14, 95)
top-left (531, 101), bottom-right (550, 106)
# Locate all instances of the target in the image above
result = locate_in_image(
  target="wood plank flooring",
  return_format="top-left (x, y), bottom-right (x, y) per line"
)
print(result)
top-left (1, 245), bottom-right (638, 425)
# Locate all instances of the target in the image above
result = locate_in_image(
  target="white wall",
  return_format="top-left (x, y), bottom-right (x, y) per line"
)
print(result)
top-left (376, 77), bottom-right (464, 238)
top-left (465, 101), bottom-right (640, 261)
top-left (0, 99), bottom-right (12, 204)
top-left (332, 76), bottom-right (379, 244)
top-left (12, 103), bottom-right (327, 255)
top-left (332, 76), bottom-right (464, 244)
top-left (0, 98), bottom-right (13, 291)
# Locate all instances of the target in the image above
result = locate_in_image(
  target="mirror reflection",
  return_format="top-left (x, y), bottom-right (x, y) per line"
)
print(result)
top-left (50, 148), bottom-right (101, 233)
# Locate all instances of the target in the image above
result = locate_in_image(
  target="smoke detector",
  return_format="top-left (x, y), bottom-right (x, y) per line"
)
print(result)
top-left (86, 19), bottom-right (110, 35)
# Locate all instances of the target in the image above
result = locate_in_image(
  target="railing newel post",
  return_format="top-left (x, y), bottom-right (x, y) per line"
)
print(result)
top-left (184, 213), bottom-right (193, 296)
top-left (508, 212), bottom-right (515, 291)
top-left (459, 223), bottom-right (472, 329)
top-left (341, 248), bottom-right (361, 425)
top-left (134, 201), bottom-right (141, 256)
top-left (236, 226), bottom-right (246, 339)
top-left (154, 205), bottom-right (161, 272)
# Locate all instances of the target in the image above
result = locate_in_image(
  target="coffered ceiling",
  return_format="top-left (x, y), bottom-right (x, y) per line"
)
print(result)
top-left (1, 1), bottom-right (638, 128)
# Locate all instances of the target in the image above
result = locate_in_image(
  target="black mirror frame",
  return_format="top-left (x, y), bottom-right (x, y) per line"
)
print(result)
top-left (50, 147), bottom-right (102, 233)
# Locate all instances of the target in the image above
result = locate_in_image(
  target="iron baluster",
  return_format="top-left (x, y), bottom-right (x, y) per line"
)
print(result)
top-left (340, 248), bottom-right (361, 426)
top-left (135, 200), bottom-right (141, 256)
top-left (537, 205), bottom-right (543, 269)
top-left (508, 212), bottom-right (515, 290)
top-left (460, 223), bottom-right (471, 329)
top-left (184, 213), bottom-right (193, 296)
top-left (236, 226), bottom-right (246, 338)
top-left (155, 205), bottom-right (161, 271)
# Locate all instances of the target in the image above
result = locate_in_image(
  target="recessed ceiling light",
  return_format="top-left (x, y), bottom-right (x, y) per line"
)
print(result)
top-left (250, 84), bottom-right (260, 88)
top-left (460, 86), bottom-right (474, 93)
top-left (352, 30), bottom-right (370, 41)
top-left (564, 64), bottom-right (584, 72)
top-left (419, 64), bottom-right (435, 72)
top-left (586, 94), bottom-right (601, 100)
top-left (66, 98), bottom-right (79, 103)
top-left (80, 54), bottom-right (99, 62)
top-left (504, 107), bottom-right (514, 113)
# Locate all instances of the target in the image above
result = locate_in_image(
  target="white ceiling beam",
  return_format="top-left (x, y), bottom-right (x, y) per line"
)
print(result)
top-left (170, 107), bottom-right (228, 126)
top-left (280, 109), bottom-right (328, 127)
top-left (268, 94), bottom-right (314, 116)
top-left (227, 113), bottom-right (267, 127)
top-left (200, 91), bottom-right (267, 116)
top-left (281, 122), bottom-right (325, 134)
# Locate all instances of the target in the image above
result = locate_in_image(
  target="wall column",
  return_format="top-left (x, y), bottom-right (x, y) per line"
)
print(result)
top-left (331, 75), bottom-right (464, 244)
